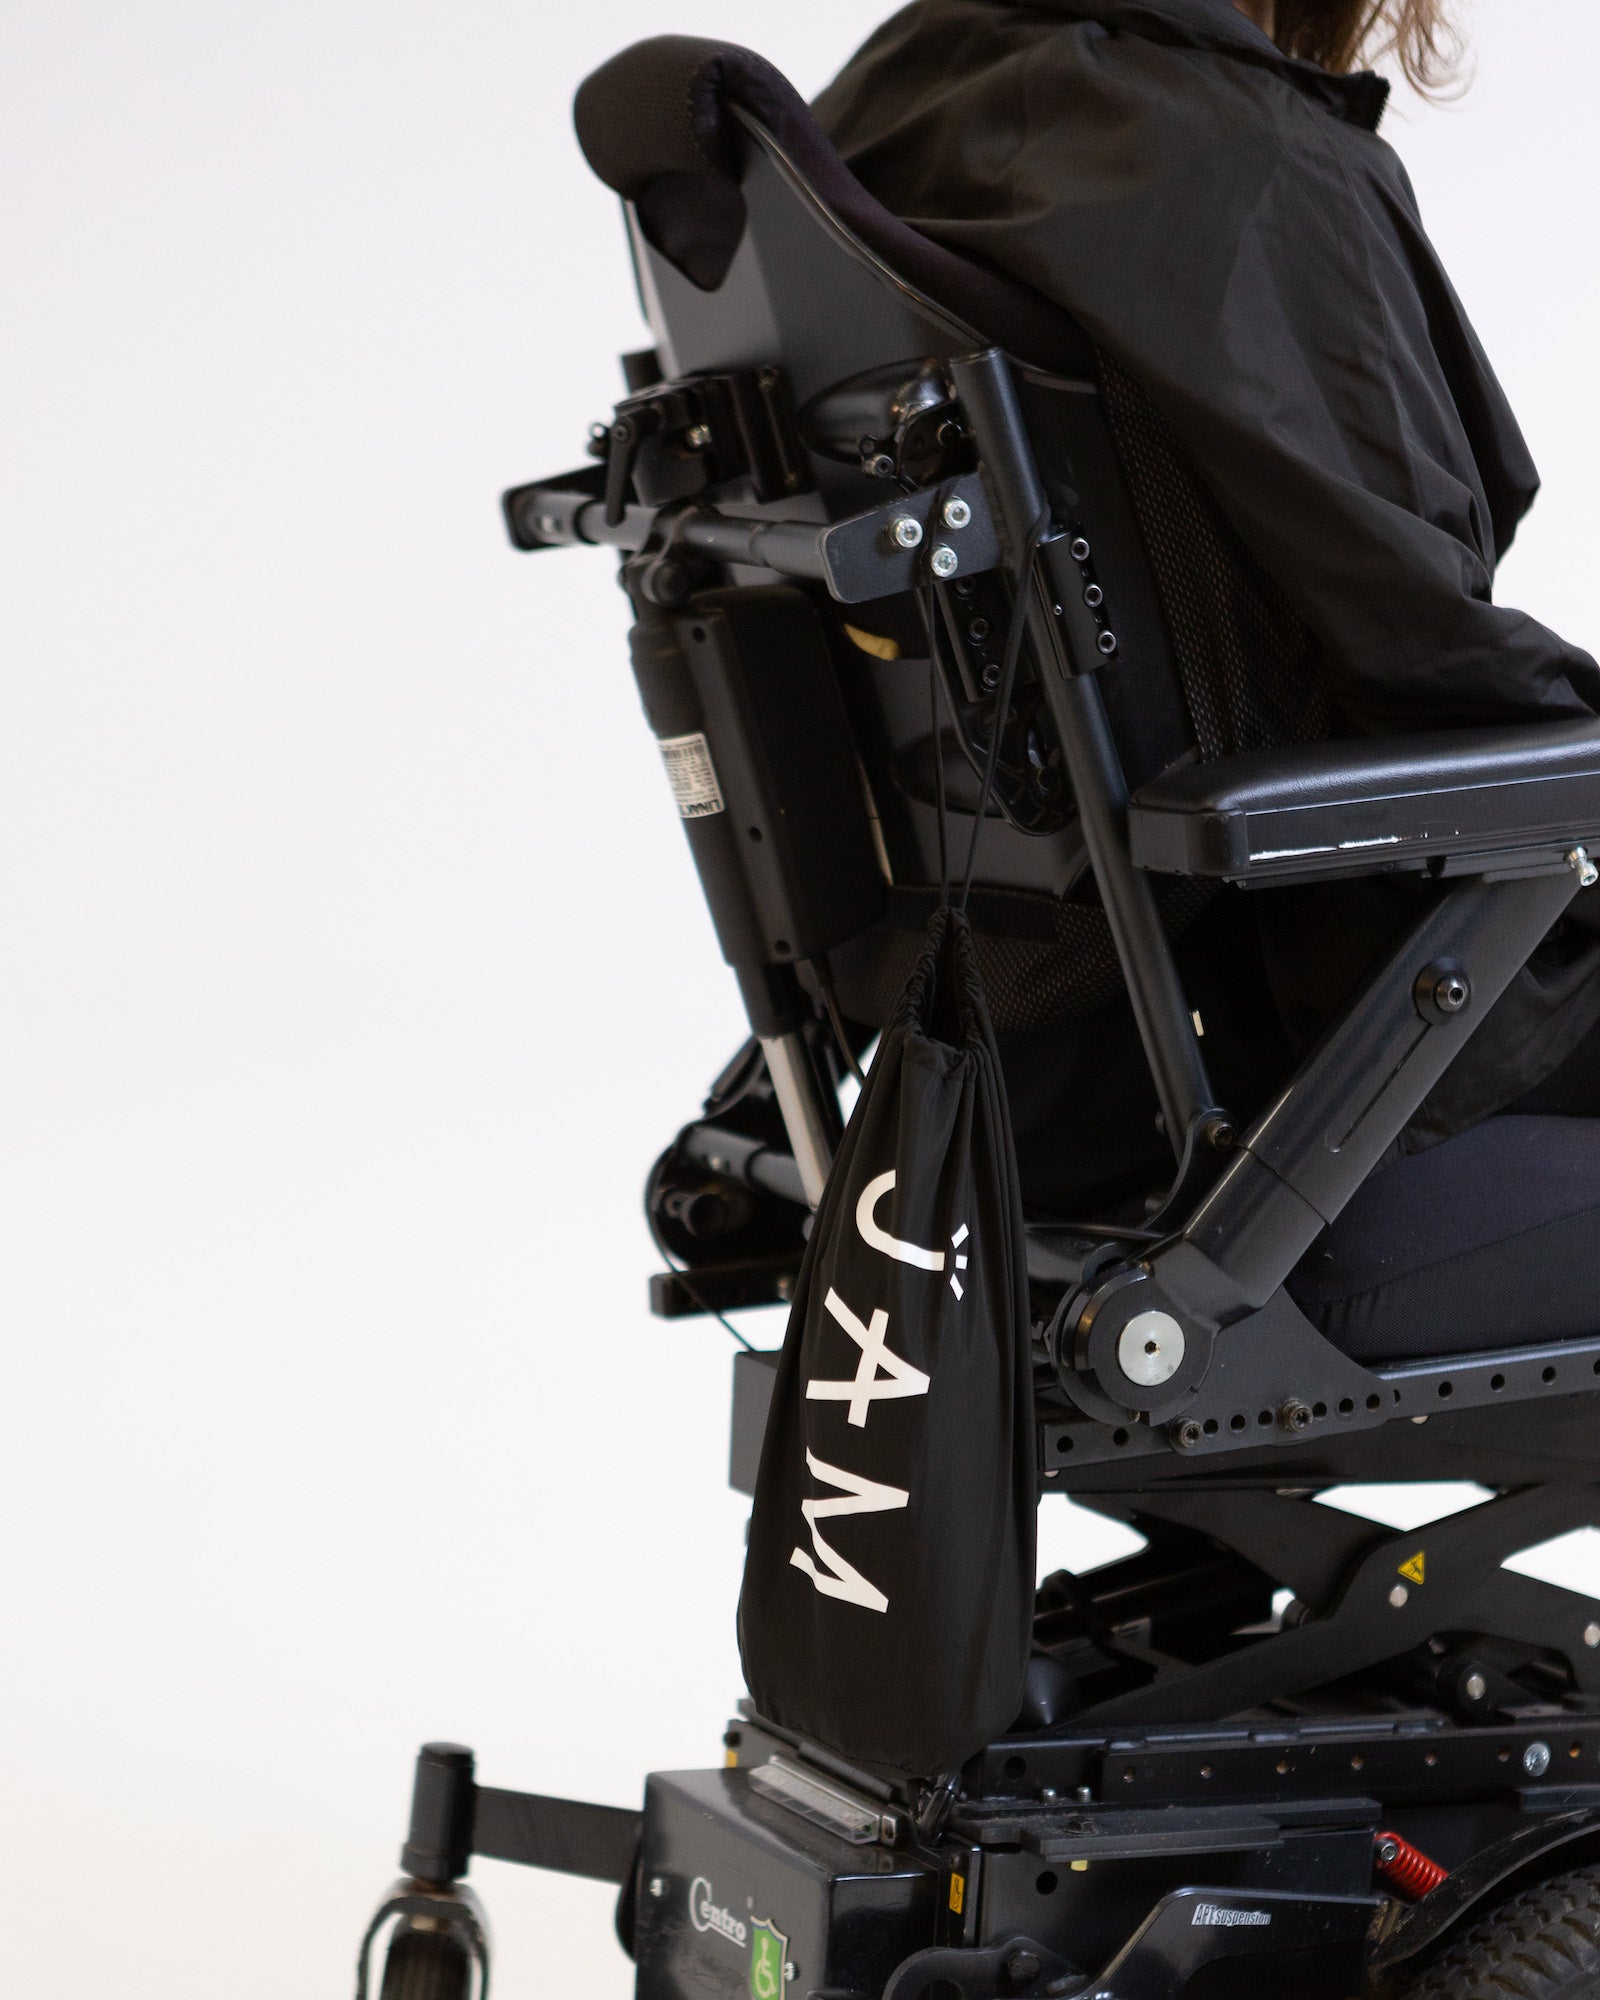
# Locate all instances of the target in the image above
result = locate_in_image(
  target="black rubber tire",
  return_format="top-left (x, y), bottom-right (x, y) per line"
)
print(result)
top-left (378, 1924), bottom-right (474, 2000)
top-left (1403, 1864), bottom-right (1600, 2000)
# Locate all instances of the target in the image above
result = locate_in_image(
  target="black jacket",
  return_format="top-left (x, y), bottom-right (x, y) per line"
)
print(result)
top-left (815, 0), bottom-right (1600, 1178)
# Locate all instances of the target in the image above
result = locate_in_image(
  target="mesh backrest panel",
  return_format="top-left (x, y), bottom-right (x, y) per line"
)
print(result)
top-left (1098, 352), bottom-right (1330, 761)
top-left (827, 880), bottom-right (1217, 1036)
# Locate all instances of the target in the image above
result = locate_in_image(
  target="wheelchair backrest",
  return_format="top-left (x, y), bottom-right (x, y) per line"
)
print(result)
top-left (575, 37), bottom-right (1199, 1032)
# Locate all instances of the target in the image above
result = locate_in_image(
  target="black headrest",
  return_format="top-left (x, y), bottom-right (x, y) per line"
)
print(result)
top-left (573, 35), bottom-right (1089, 370)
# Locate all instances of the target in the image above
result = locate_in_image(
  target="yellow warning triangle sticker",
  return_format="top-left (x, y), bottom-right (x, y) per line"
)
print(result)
top-left (1398, 1552), bottom-right (1427, 1587)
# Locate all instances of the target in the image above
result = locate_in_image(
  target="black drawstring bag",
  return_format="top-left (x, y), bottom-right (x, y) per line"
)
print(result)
top-left (737, 528), bottom-right (1042, 1781)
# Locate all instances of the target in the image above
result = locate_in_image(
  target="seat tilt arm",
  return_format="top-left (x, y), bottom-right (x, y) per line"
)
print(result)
top-left (1129, 718), bottom-right (1600, 886)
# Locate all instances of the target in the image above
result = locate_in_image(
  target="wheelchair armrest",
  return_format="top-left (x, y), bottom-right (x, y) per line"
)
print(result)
top-left (1128, 718), bottom-right (1600, 885)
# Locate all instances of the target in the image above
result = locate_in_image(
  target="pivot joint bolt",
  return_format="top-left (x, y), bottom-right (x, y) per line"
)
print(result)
top-left (1524, 1740), bottom-right (1553, 1778)
top-left (1117, 1309), bottom-right (1186, 1389)
top-left (1415, 959), bottom-right (1472, 1025)
top-left (890, 515), bottom-right (924, 551)
top-left (1205, 1115), bottom-right (1238, 1153)
top-left (1004, 1949), bottom-right (1042, 1989)
top-left (1172, 1419), bottom-right (1205, 1452)
top-left (1279, 1399), bottom-right (1314, 1435)
top-left (942, 496), bottom-right (973, 530)
top-left (1571, 846), bottom-right (1600, 889)
top-left (930, 545), bottom-right (960, 579)
top-left (1389, 1584), bottom-right (1410, 1609)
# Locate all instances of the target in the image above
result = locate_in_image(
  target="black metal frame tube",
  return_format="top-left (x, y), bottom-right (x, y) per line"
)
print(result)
top-left (1171, 867), bottom-right (1579, 1307)
top-left (950, 347), bottom-right (1215, 1160)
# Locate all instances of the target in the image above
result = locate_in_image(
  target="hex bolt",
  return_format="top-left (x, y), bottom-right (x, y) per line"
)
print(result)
top-left (1570, 846), bottom-right (1600, 888)
top-left (1070, 537), bottom-right (1092, 562)
top-left (1096, 630), bottom-right (1118, 656)
top-left (1075, 1786), bottom-right (1094, 1804)
top-left (890, 515), bottom-right (924, 551)
top-left (1525, 1741), bottom-right (1553, 1778)
top-left (1004, 1949), bottom-right (1042, 1988)
top-left (1280, 1399), bottom-right (1314, 1434)
top-left (867, 452), bottom-right (896, 479)
top-left (1390, 1584), bottom-right (1410, 1609)
top-left (943, 496), bottom-right (973, 530)
top-left (1205, 1115), bottom-right (1238, 1153)
top-left (1433, 972), bottom-right (1471, 1015)
top-left (931, 545), bottom-right (960, 578)
top-left (1415, 959), bottom-right (1472, 1025)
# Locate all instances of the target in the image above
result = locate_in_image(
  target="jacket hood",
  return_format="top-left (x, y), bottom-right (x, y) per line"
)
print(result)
top-left (1007, 0), bottom-right (1391, 127)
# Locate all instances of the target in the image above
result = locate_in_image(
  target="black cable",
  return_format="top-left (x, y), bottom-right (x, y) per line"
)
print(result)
top-left (643, 1122), bottom-right (764, 1352)
top-left (924, 577), bottom-right (951, 905)
top-left (812, 960), bottom-right (866, 1086)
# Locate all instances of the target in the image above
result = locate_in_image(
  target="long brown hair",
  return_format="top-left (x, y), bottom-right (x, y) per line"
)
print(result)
top-left (1273, 0), bottom-right (1465, 93)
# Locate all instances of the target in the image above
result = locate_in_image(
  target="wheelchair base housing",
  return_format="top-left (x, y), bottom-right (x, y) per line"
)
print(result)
top-left (361, 1709), bottom-right (1600, 2000)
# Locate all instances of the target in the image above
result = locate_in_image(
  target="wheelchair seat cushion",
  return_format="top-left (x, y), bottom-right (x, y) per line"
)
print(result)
top-left (1289, 1113), bottom-right (1600, 1364)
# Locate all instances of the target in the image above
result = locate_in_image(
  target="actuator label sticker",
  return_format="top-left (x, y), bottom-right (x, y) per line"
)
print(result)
top-left (659, 732), bottom-right (725, 818)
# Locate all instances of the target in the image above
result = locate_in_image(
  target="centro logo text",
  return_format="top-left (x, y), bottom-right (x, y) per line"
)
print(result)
top-left (689, 1877), bottom-right (748, 1947)
top-left (1191, 1903), bottom-right (1272, 1928)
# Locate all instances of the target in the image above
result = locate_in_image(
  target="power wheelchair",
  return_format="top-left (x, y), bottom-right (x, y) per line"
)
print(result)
top-left (358, 34), bottom-right (1600, 2000)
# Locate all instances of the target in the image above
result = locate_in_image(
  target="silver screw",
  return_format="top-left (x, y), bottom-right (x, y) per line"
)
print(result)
top-left (1389, 1584), bottom-right (1410, 1609)
top-left (1039, 1787), bottom-right (1058, 1801)
top-left (1075, 1786), bottom-right (1094, 1804)
top-left (1571, 846), bottom-right (1600, 888)
top-left (684, 423), bottom-right (713, 450)
top-left (1462, 1671), bottom-right (1489, 1704)
top-left (930, 545), bottom-right (959, 578)
top-left (1585, 1623), bottom-right (1600, 1649)
top-left (649, 1877), bottom-right (664, 1897)
top-left (942, 496), bottom-right (972, 530)
top-left (890, 515), bottom-right (924, 550)
top-left (1524, 1740), bottom-right (1553, 1778)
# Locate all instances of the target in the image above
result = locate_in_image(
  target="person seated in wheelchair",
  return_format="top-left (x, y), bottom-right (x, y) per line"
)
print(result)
top-left (366, 14), bottom-right (1600, 2000)
top-left (809, 0), bottom-right (1600, 1359)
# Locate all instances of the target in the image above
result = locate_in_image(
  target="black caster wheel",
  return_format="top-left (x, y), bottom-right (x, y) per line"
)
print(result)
top-left (357, 1880), bottom-right (489, 2000)
top-left (379, 1922), bottom-right (474, 2000)
top-left (1402, 1864), bottom-right (1600, 2000)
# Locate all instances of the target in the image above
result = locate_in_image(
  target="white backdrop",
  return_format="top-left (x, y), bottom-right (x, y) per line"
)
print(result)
top-left (2, 4), bottom-right (1597, 1996)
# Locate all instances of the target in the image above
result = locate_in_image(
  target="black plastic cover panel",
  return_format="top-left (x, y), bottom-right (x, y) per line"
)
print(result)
top-left (1128, 718), bottom-right (1600, 884)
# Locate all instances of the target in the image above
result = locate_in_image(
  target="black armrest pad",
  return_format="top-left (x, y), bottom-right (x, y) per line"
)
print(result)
top-left (1129, 718), bottom-right (1600, 884)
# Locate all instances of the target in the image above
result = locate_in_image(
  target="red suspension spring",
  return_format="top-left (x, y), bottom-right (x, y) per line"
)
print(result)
top-left (1375, 1831), bottom-right (1449, 1901)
